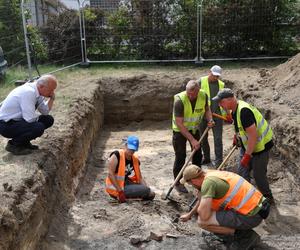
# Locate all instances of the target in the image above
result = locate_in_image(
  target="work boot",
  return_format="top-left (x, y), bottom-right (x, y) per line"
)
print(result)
top-left (5, 141), bottom-right (32, 155)
top-left (202, 231), bottom-right (234, 246)
top-left (23, 142), bottom-right (39, 150)
top-left (229, 229), bottom-right (260, 250)
top-left (175, 183), bottom-right (188, 193)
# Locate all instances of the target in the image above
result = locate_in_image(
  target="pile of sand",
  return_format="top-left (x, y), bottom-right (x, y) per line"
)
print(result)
top-left (262, 53), bottom-right (300, 114)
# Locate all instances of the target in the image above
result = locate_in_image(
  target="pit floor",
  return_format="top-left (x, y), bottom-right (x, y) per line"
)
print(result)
top-left (42, 120), bottom-right (300, 250)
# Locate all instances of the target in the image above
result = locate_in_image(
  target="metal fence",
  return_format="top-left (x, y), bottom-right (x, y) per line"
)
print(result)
top-left (0, 0), bottom-right (299, 81)
top-left (81, 0), bottom-right (199, 62)
top-left (199, 0), bottom-right (300, 60)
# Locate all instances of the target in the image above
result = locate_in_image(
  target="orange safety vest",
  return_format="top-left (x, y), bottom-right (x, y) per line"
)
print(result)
top-left (105, 149), bottom-right (141, 197)
top-left (206, 170), bottom-right (262, 215)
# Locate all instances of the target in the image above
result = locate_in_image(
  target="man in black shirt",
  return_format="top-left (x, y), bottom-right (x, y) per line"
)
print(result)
top-left (212, 88), bottom-right (275, 205)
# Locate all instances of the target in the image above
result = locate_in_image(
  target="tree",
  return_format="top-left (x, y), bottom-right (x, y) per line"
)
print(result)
top-left (0, 0), bottom-right (25, 64)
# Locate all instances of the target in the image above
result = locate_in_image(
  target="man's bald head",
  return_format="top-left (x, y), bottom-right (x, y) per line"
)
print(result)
top-left (37, 74), bottom-right (57, 97)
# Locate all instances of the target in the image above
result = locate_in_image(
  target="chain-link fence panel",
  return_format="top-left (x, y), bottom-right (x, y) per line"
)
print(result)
top-left (200, 0), bottom-right (300, 59)
top-left (82, 0), bottom-right (198, 61)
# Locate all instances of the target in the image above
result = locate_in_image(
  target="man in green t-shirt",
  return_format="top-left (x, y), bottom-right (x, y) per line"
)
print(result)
top-left (179, 165), bottom-right (270, 250)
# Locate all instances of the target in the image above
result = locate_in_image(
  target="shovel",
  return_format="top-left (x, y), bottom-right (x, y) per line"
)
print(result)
top-left (162, 127), bottom-right (210, 200)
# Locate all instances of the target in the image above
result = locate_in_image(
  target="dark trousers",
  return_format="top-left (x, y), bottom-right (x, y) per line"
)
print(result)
top-left (200, 118), bottom-right (223, 165)
top-left (172, 130), bottom-right (202, 179)
top-left (237, 148), bottom-right (273, 197)
top-left (124, 179), bottom-right (151, 199)
top-left (0, 115), bottom-right (54, 145)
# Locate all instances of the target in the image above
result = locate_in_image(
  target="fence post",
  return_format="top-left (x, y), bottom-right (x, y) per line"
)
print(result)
top-left (21, 0), bottom-right (33, 80)
top-left (78, 0), bottom-right (89, 66)
top-left (197, 0), bottom-right (203, 64)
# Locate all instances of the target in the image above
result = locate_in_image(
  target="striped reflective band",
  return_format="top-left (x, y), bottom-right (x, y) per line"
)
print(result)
top-left (240, 121), bottom-right (270, 143)
top-left (186, 125), bottom-right (198, 130)
top-left (184, 117), bottom-right (200, 122)
top-left (235, 186), bottom-right (256, 210)
top-left (257, 118), bottom-right (265, 130)
top-left (257, 123), bottom-right (270, 142)
top-left (220, 178), bottom-right (244, 209)
top-left (106, 184), bottom-right (123, 191)
top-left (115, 175), bottom-right (125, 181)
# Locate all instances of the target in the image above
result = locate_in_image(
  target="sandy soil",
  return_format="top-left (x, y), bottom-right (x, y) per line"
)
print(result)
top-left (1, 55), bottom-right (299, 249)
top-left (40, 55), bottom-right (300, 249)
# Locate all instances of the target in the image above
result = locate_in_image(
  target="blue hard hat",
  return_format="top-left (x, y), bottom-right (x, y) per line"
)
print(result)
top-left (126, 135), bottom-right (139, 151)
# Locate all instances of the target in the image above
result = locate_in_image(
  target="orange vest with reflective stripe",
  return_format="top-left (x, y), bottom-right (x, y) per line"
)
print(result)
top-left (206, 170), bottom-right (262, 215)
top-left (105, 149), bottom-right (141, 197)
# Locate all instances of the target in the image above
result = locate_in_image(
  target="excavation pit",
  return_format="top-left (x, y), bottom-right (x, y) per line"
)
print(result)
top-left (1, 62), bottom-right (300, 249)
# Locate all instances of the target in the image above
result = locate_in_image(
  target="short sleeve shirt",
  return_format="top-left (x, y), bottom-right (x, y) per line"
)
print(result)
top-left (232, 106), bottom-right (273, 154)
top-left (201, 176), bottom-right (229, 199)
top-left (173, 94), bottom-right (208, 117)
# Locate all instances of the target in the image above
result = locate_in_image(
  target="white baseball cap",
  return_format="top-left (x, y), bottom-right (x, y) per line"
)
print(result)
top-left (210, 65), bottom-right (222, 76)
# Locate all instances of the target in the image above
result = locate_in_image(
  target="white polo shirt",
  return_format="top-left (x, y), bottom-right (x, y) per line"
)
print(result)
top-left (0, 81), bottom-right (49, 123)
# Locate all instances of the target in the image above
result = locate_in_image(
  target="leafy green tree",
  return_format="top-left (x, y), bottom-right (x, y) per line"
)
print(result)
top-left (201, 0), bottom-right (299, 57)
top-left (0, 0), bottom-right (24, 64)
top-left (41, 9), bottom-right (81, 64)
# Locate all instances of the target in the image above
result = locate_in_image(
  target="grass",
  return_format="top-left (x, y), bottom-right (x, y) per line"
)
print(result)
top-left (0, 58), bottom-right (290, 100)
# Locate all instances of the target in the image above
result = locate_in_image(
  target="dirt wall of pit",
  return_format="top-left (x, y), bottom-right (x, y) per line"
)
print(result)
top-left (0, 57), bottom-right (299, 249)
top-left (0, 89), bottom-right (103, 250)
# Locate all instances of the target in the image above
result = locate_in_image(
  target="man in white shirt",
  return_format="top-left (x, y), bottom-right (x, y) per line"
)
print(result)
top-left (0, 74), bottom-right (57, 155)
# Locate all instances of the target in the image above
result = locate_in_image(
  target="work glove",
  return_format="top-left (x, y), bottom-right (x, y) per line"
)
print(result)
top-left (118, 190), bottom-right (126, 203)
top-left (207, 119), bottom-right (215, 128)
top-left (225, 113), bottom-right (233, 124)
top-left (240, 153), bottom-right (251, 168)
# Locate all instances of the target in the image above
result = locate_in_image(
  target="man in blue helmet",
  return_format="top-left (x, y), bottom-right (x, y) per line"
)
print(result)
top-left (105, 135), bottom-right (155, 203)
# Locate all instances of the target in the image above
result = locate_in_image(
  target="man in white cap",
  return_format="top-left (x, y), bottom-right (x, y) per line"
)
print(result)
top-left (105, 135), bottom-right (155, 203)
top-left (198, 65), bottom-right (232, 167)
top-left (179, 164), bottom-right (270, 250)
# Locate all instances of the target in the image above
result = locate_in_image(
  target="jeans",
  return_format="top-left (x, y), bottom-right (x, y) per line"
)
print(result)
top-left (0, 115), bottom-right (54, 145)
top-left (172, 130), bottom-right (202, 179)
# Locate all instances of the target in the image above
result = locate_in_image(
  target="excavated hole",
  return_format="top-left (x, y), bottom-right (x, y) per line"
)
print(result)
top-left (40, 74), bottom-right (300, 250)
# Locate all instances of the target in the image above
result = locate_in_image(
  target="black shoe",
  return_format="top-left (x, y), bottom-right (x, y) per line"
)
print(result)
top-left (202, 231), bottom-right (234, 245)
top-left (229, 229), bottom-right (260, 250)
top-left (202, 158), bottom-right (211, 165)
top-left (174, 184), bottom-right (188, 193)
top-left (23, 142), bottom-right (39, 150)
top-left (5, 141), bottom-right (32, 155)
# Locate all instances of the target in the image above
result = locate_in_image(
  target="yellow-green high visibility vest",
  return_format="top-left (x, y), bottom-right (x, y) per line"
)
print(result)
top-left (172, 90), bottom-right (206, 133)
top-left (200, 76), bottom-right (226, 117)
top-left (236, 100), bottom-right (273, 153)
